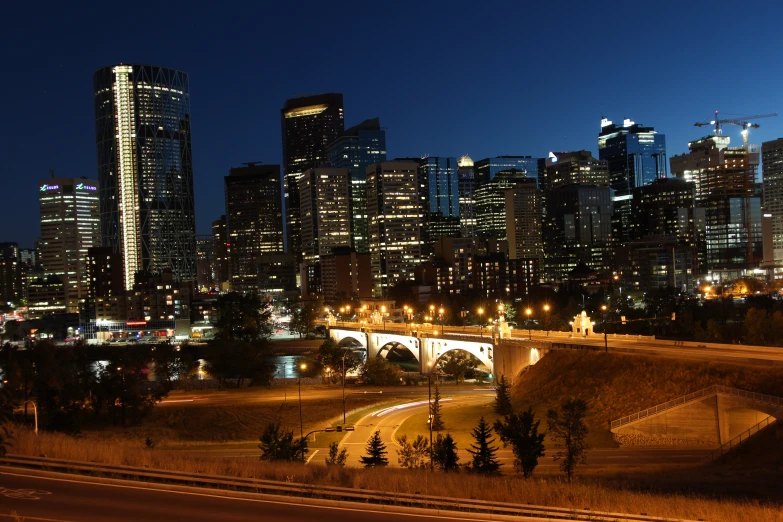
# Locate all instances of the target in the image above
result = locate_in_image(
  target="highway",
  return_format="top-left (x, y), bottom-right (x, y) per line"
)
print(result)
top-left (0, 469), bottom-right (515, 522)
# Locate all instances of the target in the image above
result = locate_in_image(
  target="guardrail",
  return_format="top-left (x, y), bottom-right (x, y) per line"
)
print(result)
top-left (0, 454), bottom-right (697, 522)
top-left (705, 417), bottom-right (777, 462)
top-left (611, 385), bottom-right (783, 429)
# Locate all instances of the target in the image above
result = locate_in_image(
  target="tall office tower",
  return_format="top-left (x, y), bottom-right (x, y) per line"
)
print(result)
top-left (474, 156), bottom-right (542, 186)
top-left (762, 138), bottom-right (783, 270)
top-left (366, 161), bottom-right (422, 296)
top-left (631, 178), bottom-right (700, 243)
top-left (299, 168), bottom-right (352, 295)
top-left (18, 248), bottom-right (37, 268)
top-left (598, 117), bottom-right (667, 244)
top-left (196, 236), bottom-right (214, 290)
top-left (328, 118), bottom-right (386, 253)
top-left (281, 94), bottom-right (344, 260)
top-left (38, 178), bottom-right (101, 312)
top-left (417, 156), bottom-right (460, 252)
top-left (506, 183), bottom-right (544, 263)
top-left (475, 176), bottom-right (537, 240)
top-left (542, 184), bottom-right (613, 282)
top-left (211, 216), bottom-right (229, 291)
top-left (542, 151), bottom-right (609, 190)
top-left (0, 243), bottom-right (25, 305)
top-left (94, 65), bottom-right (197, 290)
top-left (224, 164), bottom-right (284, 294)
top-left (457, 155), bottom-right (476, 237)
top-left (670, 136), bottom-right (762, 277)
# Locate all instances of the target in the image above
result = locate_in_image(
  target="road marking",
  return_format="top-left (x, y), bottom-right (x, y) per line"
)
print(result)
top-left (305, 449), bottom-right (319, 464)
top-left (0, 487), bottom-right (52, 500)
top-left (0, 514), bottom-right (73, 522)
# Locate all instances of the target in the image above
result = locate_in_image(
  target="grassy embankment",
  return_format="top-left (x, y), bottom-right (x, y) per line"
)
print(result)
top-left (8, 425), bottom-right (781, 522)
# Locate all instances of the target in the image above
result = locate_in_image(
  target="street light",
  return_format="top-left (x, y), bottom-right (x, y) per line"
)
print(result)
top-left (438, 307), bottom-right (445, 335)
top-left (298, 363), bottom-right (307, 438)
top-left (23, 400), bottom-right (38, 434)
top-left (601, 304), bottom-right (608, 353)
top-left (426, 361), bottom-right (438, 470)
top-left (381, 305), bottom-right (387, 330)
top-left (478, 307), bottom-right (484, 337)
top-left (543, 304), bottom-right (551, 337)
top-left (525, 308), bottom-right (532, 339)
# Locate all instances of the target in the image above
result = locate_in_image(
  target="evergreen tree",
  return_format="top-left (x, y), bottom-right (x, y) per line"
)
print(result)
top-left (547, 398), bottom-right (589, 482)
top-left (494, 407), bottom-right (546, 478)
top-left (466, 416), bottom-right (501, 474)
top-left (258, 419), bottom-right (308, 461)
top-left (325, 441), bottom-right (348, 467)
top-left (360, 430), bottom-right (389, 467)
top-left (432, 433), bottom-right (460, 472)
top-left (430, 382), bottom-right (445, 431)
top-left (396, 434), bottom-right (429, 469)
top-left (494, 375), bottom-right (513, 415)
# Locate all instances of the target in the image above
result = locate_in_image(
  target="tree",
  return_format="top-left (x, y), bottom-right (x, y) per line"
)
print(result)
top-left (494, 375), bottom-right (513, 415)
top-left (0, 386), bottom-right (13, 457)
top-left (361, 357), bottom-right (403, 386)
top-left (315, 338), bottom-right (363, 383)
top-left (204, 338), bottom-right (275, 388)
top-left (430, 382), bottom-right (445, 431)
top-left (258, 419), bottom-right (308, 461)
top-left (494, 408), bottom-right (546, 478)
top-left (215, 292), bottom-right (272, 342)
top-left (466, 416), bottom-right (501, 474)
top-left (360, 430), bottom-right (389, 467)
top-left (438, 351), bottom-right (480, 384)
top-left (325, 441), bottom-right (348, 466)
top-left (432, 433), bottom-right (460, 472)
top-left (289, 299), bottom-right (321, 339)
top-left (396, 434), bottom-right (429, 469)
top-left (151, 342), bottom-right (195, 389)
top-left (547, 398), bottom-right (589, 483)
top-left (93, 353), bottom-right (165, 427)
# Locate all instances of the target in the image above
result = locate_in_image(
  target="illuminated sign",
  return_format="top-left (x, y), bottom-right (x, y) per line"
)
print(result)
top-left (39, 184), bottom-right (60, 191)
top-left (125, 321), bottom-right (148, 327)
top-left (76, 183), bottom-right (97, 191)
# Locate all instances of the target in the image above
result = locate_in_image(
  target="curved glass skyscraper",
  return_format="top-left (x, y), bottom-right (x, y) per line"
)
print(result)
top-left (94, 65), bottom-right (196, 289)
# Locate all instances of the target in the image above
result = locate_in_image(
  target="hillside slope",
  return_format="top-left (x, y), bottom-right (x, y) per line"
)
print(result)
top-left (511, 350), bottom-right (783, 447)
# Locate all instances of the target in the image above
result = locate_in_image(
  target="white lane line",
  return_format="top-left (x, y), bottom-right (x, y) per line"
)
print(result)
top-left (305, 449), bottom-right (319, 464)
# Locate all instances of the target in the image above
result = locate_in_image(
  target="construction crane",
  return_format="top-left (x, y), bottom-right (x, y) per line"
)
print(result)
top-left (695, 111), bottom-right (777, 148)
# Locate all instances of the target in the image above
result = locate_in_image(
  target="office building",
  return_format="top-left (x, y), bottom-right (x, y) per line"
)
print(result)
top-left (457, 155), bottom-right (477, 238)
top-left (27, 275), bottom-right (67, 318)
top-left (328, 118), bottom-right (386, 253)
top-left (224, 164), bottom-right (284, 294)
top-left (506, 183), bottom-right (544, 264)
top-left (366, 161), bottom-right (423, 296)
top-left (196, 236), bottom-right (214, 290)
top-left (321, 247), bottom-right (372, 302)
top-left (432, 237), bottom-right (475, 295)
top-left (211, 216), bottom-right (229, 291)
top-left (38, 178), bottom-right (101, 312)
top-left (475, 177), bottom-right (537, 240)
top-left (629, 236), bottom-right (695, 294)
top-left (0, 254), bottom-right (25, 305)
top-left (543, 151), bottom-right (609, 190)
top-left (670, 136), bottom-right (762, 276)
top-left (762, 138), bottom-right (783, 270)
top-left (281, 94), bottom-right (344, 260)
top-left (598, 118), bottom-right (667, 243)
top-left (474, 156), bottom-right (542, 186)
top-left (93, 65), bottom-right (197, 289)
top-left (417, 156), bottom-right (460, 250)
top-left (257, 253), bottom-right (298, 299)
top-left (85, 246), bottom-right (123, 320)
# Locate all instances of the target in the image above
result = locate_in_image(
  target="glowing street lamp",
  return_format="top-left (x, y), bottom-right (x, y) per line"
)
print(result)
top-left (601, 305), bottom-right (608, 353)
top-left (298, 363), bottom-right (307, 437)
top-left (381, 305), bottom-right (387, 330)
top-left (478, 307), bottom-right (485, 337)
top-left (543, 304), bottom-right (551, 337)
top-left (438, 307), bottom-right (445, 335)
top-left (525, 308), bottom-right (532, 339)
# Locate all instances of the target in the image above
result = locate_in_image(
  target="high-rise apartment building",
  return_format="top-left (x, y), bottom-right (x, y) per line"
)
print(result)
top-left (93, 65), bottom-right (197, 290)
top-left (457, 155), bottom-right (477, 238)
top-left (475, 156), bottom-right (543, 186)
top-left (598, 118), bottom-right (667, 244)
top-left (543, 151), bottom-right (609, 190)
top-left (281, 94), bottom-right (344, 260)
top-left (366, 161), bottom-right (422, 296)
top-left (506, 183), bottom-right (544, 263)
top-left (670, 136), bottom-right (762, 276)
top-left (328, 118), bottom-right (386, 253)
top-left (38, 178), bottom-right (101, 312)
top-left (417, 156), bottom-right (460, 250)
top-left (224, 164), bottom-right (284, 294)
top-left (762, 138), bottom-right (783, 269)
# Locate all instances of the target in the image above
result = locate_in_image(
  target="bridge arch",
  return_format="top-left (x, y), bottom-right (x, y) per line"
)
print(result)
top-left (424, 337), bottom-right (494, 375)
top-left (376, 341), bottom-right (420, 362)
top-left (330, 328), bottom-right (368, 351)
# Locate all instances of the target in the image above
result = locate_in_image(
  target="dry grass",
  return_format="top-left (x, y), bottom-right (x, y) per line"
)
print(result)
top-left (8, 425), bottom-right (781, 522)
top-left (512, 351), bottom-right (783, 447)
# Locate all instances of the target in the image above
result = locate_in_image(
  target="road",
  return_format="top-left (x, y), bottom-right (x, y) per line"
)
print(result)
top-left (0, 469), bottom-right (510, 522)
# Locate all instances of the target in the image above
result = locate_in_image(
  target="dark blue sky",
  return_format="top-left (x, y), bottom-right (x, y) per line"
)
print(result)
top-left (2, 1), bottom-right (782, 246)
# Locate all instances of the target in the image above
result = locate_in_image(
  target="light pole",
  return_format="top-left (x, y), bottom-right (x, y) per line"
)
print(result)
top-left (478, 307), bottom-right (484, 337)
top-left (525, 308), bottom-right (532, 339)
top-left (438, 307), bottom-right (445, 335)
top-left (23, 400), bottom-right (38, 434)
top-left (381, 305), bottom-right (387, 330)
top-left (339, 307), bottom-right (345, 325)
top-left (298, 363), bottom-right (307, 438)
top-left (426, 361), bottom-right (437, 470)
top-left (601, 304), bottom-right (608, 353)
top-left (543, 304), bottom-right (551, 337)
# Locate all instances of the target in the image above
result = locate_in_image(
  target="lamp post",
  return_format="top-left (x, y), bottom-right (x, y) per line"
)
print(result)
top-left (341, 352), bottom-right (347, 423)
top-left (543, 304), bottom-right (551, 337)
top-left (381, 305), bottom-right (387, 330)
top-left (601, 304), bottom-right (608, 353)
top-left (438, 307), bottom-right (445, 335)
top-left (478, 307), bottom-right (484, 337)
top-left (339, 307), bottom-right (345, 325)
top-left (298, 363), bottom-right (307, 438)
top-left (525, 308), bottom-right (532, 339)
top-left (23, 400), bottom-right (38, 434)
top-left (426, 361), bottom-right (437, 470)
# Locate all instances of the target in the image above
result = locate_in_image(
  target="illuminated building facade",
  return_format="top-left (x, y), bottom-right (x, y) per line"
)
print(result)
top-left (762, 137), bottom-right (783, 269)
top-left (328, 118), bottom-right (386, 253)
top-left (38, 178), bottom-right (101, 312)
top-left (475, 177), bottom-right (538, 242)
top-left (366, 161), bottom-right (423, 296)
top-left (93, 65), bottom-right (197, 290)
top-left (0, 244), bottom-right (25, 305)
top-left (211, 216), bottom-right (229, 291)
top-left (457, 155), bottom-right (476, 237)
top-left (281, 94), bottom-right (344, 260)
top-left (543, 151), bottom-right (609, 190)
top-left (598, 118), bottom-right (667, 243)
top-left (417, 156), bottom-right (460, 251)
top-left (474, 156), bottom-right (542, 186)
top-left (506, 182), bottom-right (544, 264)
top-left (224, 164), bottom-right (284, 294)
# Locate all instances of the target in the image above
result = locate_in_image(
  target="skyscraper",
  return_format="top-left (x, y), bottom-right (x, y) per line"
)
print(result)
top-left (762, 138), bottom-right (783, 269)
top-left (506, 183), bottom-right (544, 264)
top-left (38, 178), bottom-right (101, 312)
top-left (417, 156), bottom-right (460, 250)
top-left (281, 94), bottom-right (344, 260)
top-left (457, 155), bottom-right (477, 238)
top-left (366, 161), bottom-right (422, 296)
top-left (224, 164), bottom-right (284, 293)
top-left (93, 65), bottom-right (197, 290)
top-left (474, 156), bottom-right (543, 186)
top-left (543, 151), bottom-right (609, 190)
top-left (211, 216), bottom-right (229, 291)
top-left (328, 118), bottom-right (386, 253)
top-left (598, 117), bottom-right (667, 243)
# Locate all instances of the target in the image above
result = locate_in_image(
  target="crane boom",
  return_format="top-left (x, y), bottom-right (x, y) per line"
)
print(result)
top-left (694, 110), bottom-right (778, 147)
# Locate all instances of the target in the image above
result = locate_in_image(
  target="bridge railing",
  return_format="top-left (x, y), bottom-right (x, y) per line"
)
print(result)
top-left (704, 416), bottom-right (777, 463)
top-left (611, 385), bottom-right (783, 430)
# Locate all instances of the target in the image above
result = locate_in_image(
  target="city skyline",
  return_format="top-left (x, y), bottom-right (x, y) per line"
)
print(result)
top-left (3, 2), bottom-right (783, 245)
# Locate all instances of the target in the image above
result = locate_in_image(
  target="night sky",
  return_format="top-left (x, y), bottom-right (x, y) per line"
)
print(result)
top-left (2, 1), bottom-right (782, 246)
